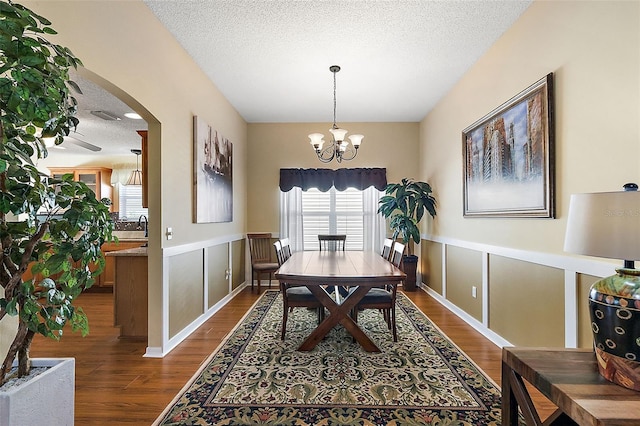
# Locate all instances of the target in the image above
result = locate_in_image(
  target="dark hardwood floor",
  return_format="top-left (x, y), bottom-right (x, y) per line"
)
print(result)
top-left (30, 286), bottom-right (556, 425)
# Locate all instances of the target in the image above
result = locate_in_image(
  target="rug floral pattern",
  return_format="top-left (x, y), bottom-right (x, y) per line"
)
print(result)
top-left (157, 291), bottom-right (504, 425)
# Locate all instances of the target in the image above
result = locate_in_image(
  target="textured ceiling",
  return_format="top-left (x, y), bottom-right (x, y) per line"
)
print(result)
top-left (50, 0), bottom-right (532, 158)
top-left (143, 0), bottom-right (532, 123)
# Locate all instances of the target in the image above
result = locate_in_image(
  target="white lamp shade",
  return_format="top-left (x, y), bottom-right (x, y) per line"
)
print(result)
top-left (564, 191), bottom-right (640, 261)
top-left (329, 127), bottom-right (348, 142)
top-left (308, 133), bottom-right (324, 149)
top-left (348, 134), bottom-right (364, 147)
top-left (126, 169), bottom-right (143, 186)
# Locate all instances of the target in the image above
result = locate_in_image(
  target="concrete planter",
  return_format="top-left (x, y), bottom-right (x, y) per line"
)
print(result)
top-left (0, 358), bottom-right (75, 426)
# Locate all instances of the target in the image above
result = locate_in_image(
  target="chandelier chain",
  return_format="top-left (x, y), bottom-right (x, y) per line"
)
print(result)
top-left (333, 68), bottom-right (337, 128)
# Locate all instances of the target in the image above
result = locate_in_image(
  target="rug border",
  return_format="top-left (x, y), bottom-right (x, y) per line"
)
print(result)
top-left (151, 291), bottom-right (276, 425)
top-left (155, 290), bottom-right (504, 424)
top-left (399, 290), bottom-right (501, 389)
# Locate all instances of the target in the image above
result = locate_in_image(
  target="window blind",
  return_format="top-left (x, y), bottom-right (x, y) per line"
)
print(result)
top-left (302, 187), bottom-right (364, 250)
top-left (118, 184), bottom-right (148, 221)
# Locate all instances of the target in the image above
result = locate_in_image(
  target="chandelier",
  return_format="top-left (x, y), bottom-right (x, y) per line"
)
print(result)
top-left (308, 65), bottom-right (363, 163)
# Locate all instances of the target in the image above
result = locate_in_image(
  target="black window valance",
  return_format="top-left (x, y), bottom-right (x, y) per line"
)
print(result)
top-left (279, 168), bottom-right (387, 192)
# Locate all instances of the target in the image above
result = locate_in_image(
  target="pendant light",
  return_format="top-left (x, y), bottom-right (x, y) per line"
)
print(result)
top-left (126, 149), bottom-right (143, 186)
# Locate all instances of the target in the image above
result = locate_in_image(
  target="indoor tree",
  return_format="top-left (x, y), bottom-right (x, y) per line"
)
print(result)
top-left (378, 178), bottom-right (437, 256)
top-left (0, 1), bottom-right (114, 386)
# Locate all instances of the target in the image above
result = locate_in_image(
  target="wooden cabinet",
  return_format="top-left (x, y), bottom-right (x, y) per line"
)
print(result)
top-left (48, 167), bottom-right (113, 210)
top-left (108, 248), bottom-right (148, 338)
top-left (137, 130), bottom-right (148, 208)
top-left (22, 240), bottom-right (145, 290)
top-left (100, 240), bottom-right (146, 287)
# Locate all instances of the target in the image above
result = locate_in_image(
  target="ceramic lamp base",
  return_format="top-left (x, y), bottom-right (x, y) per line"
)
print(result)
top-left (595, 347), bottom-right (640, 391)
top-left (589, 268), bottom-right (640, 392)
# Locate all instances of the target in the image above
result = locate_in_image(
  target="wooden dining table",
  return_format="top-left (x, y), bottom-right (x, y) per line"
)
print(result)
top-left (275, 250), bottom-right (406, 352)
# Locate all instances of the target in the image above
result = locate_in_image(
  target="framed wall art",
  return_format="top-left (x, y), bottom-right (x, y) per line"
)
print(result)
top-left (462, 73), bottom-right (554, 218)
top-left (193, 116), bottom-right (233, 223)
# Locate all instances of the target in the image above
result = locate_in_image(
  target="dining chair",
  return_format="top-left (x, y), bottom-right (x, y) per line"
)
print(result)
top-left (280, 238), bottom-right (292, 261)
top-left (247, 232), bottom-right (279, 292)
top-left (318, 234), bottom-right (346, 251)
top-left (274, 241), bottom-right (324, 340)
top-left (381, 238), bottom-right (394, 260)
top-left (317, 234), bottom-right (348, 296)
top-left (351, 241), bottom-right (405, 342)
top-left (390, 242), bottom-right (405, 268)
top-left (273, 240), bottom-right (285, 265)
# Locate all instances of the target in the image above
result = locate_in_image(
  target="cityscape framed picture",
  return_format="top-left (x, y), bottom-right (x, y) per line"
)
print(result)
top-left (462, 73), bottom-right (554, 218)
top-left (193, 116), bottom-right (233, 223)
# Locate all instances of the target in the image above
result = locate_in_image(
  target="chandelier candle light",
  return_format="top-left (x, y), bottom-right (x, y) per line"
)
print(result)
top-left (308, 65), bottom-right (363, 163)
top-left (564, 183), bottom-right (640, 391)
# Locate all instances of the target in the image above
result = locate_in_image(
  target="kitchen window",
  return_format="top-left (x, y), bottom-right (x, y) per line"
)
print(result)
top-left (118, 183), bottom-right (148, 221)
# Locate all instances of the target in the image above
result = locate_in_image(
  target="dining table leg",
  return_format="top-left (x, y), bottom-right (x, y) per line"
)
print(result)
top-left (298, 285), bottom-right (381, 352)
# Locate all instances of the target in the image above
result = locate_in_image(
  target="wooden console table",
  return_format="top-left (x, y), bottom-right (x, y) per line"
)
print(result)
top-left (502, 347), bottom-right (640, 426)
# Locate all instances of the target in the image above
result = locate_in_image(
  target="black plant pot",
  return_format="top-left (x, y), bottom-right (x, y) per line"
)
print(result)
top-left (401, 254), bottom-right (418, 291)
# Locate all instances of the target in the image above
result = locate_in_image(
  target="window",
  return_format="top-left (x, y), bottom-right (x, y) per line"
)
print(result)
top-left (301, 187), bottom-right (364, 250)
top-left (280, 185), bottom-right (385, 253)
top-left (118, 183), bottom-right (148, 221)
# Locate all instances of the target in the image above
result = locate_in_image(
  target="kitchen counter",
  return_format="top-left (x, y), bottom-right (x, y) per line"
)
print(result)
top-left (112, 230), bottom-right (148, 241)
top-left (106, 246), bottom-right (148, 257)
top-left (109, 246), bottom-right (148, 338)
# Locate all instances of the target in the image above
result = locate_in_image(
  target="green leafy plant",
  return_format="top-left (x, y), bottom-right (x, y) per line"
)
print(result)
top-left (0, 1), bottom-right (114, 386)
top-left (378, 178), bottom-right (436, 256)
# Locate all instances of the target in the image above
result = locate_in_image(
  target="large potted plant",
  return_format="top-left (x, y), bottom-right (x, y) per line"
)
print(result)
top-left (0, 1), bottom-right (113, 422)
top-left (378, 178), bottom-right (436, 291)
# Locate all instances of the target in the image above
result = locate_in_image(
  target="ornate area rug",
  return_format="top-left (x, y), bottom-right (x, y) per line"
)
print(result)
top-left (155, 291), bottom-right (504, 425)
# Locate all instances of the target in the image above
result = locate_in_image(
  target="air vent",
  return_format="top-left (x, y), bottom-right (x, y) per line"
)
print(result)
top-left (90, 110), bottom-right (121, 121)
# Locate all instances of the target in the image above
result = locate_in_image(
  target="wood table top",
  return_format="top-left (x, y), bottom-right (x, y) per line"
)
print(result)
top-left (502, 347), bottom-right (640, 425)
top-left (275, 250), bottom-right (406, 285)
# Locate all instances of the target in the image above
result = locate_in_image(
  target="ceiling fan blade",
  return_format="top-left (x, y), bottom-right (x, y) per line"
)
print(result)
top-left (65, 136), bottom-right (102, 152)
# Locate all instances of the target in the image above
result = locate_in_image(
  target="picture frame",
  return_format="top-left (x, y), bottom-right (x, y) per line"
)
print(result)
top-left (462, 73), bottom-right (554, 218)
top-left (193, 115), bottom-right (233, 223)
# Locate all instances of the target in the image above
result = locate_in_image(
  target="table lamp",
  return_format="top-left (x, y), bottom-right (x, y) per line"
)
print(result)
top-left (564, 183), bottom-right (640, 391)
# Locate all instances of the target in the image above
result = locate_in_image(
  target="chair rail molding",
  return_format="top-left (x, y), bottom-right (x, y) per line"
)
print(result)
top-left (420, 233), bottom-right (615, 349)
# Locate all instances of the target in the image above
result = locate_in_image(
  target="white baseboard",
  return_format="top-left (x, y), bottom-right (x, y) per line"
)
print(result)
top-left (418, 284), bottom-right (513, 348)
top-left (145, 282), bottom-right (250, 358)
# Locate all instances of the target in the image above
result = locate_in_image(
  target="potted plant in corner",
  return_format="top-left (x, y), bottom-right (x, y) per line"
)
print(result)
top-left (0, 2), bottom-right (114, 423)
top-left (378, 178), bottom-right (436, 291)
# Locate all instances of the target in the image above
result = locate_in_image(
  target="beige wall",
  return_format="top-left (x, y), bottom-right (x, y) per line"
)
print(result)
top-left (26, 0), bottom-right (248, 247)
top-left (446, 246), bottom-right (483, 321)
top-left (247, 122), bottom-right (420, 232)
top-left (207, 244), bottom-right (230, 308)
top-left (489, 255), bottom-right (565, 347)
top-left (5, 0), bottom-right (636, 359)
top-left (8, 1), bottom-right (249, 352)
top-left (417, 1), bottom-right (638, 348)
top-left (421, 240), bottom-right (442, 294)
top-left (232, 239), bottom-right (246, 290)
top-left (420, 0), bottom-right (639, 253)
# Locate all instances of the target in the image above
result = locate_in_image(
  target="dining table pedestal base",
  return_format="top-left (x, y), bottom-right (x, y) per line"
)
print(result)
top-left (299, 285), bottom-right (380, 352)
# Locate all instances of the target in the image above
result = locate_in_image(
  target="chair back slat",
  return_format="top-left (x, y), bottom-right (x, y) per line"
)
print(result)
top-left (280, 238), bottom-right (292, 260)
top-left (318, 234), bottom-right (346, 251)
top-left (247, 232), bottom-right (273, 263)
top-left (381, 238), bottom-right (393, 260)
top-left (390, 242), bottom-right (405, 267)
top-left (273, 240), bottom-right (285, 266)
